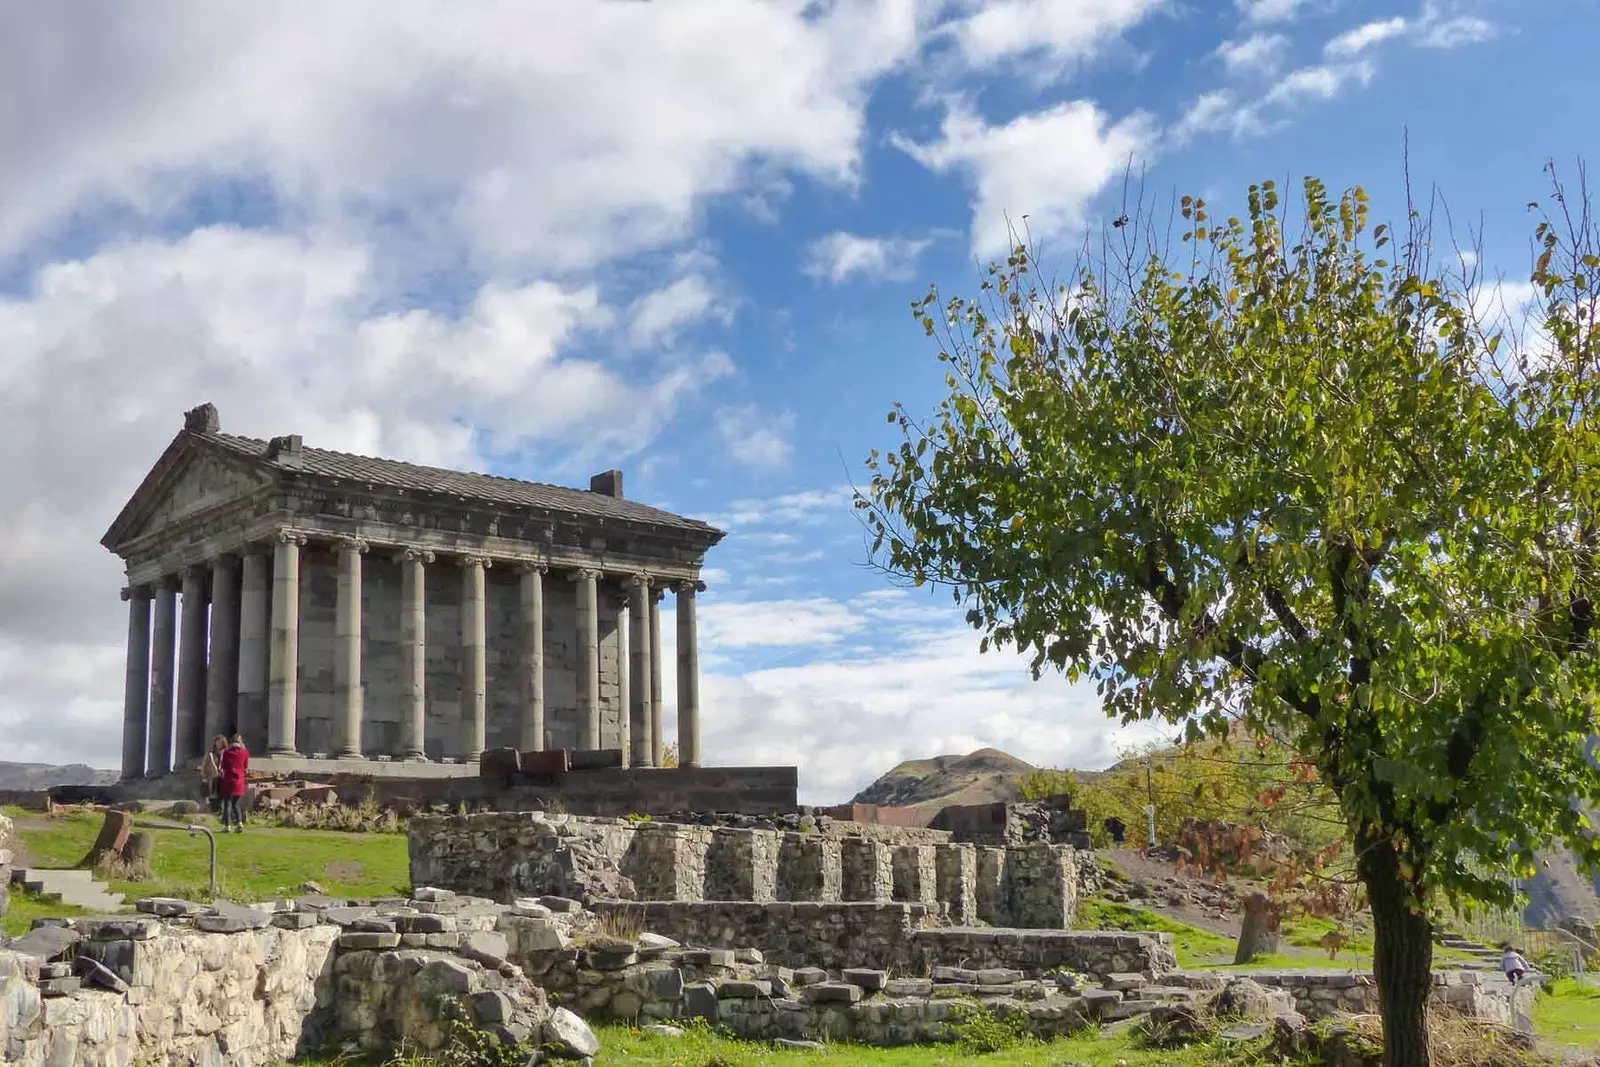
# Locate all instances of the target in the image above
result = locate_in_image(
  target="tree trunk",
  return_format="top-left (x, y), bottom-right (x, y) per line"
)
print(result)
top-left (1362, 836), bottom-right (1434, 1067)
top-left (1234, 892), bottom-right (1282, 964)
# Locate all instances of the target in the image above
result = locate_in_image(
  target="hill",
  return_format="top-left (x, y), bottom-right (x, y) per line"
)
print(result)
top-left (0, 761), bottom-right (118, 791)
top-left (850, 748), bottom-right (1034, 810)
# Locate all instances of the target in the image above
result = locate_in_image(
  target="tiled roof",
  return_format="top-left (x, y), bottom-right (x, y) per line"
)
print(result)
top-left (202, 432), bottom-right (720, 536)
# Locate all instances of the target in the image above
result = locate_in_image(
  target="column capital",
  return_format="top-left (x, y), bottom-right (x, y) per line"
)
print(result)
top-left (674, 579), bottom-right (706, 595)
top-left (458, 555), bottom-right (492, 570)
top-left (276, 528), bottom-right (308, 547)
top-left (569, 567), bottom-right (601, 582)
top-left (397, 547), bottom-right (436, 564)
top-left (516, 560), bottom-right (549, 576)
top-left (337, 537), bottom-right (369, 555)
top-left (630, 572), bottom-right (653, 589)
top-left (121, 584), bottom-right (153, 602)
top-left (650, 586), bottom-right (668, 605)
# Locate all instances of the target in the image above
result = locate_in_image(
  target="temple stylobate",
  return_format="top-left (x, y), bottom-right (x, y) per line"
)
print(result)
top-left (102, 404), bottom-right (724, 778)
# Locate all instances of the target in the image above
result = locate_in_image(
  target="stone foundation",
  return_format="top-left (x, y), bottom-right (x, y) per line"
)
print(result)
top-left (911, 928), bottom-right (1178, 978)
top-left (412, 812), bottom-right (1086, 928)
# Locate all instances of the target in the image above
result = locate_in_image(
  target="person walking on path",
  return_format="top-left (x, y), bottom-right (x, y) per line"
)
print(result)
top-left (1501, 943), bottom-right (1532, 985)
top-left (200, 736), bottom-right (226, 814)
top-left (220, 734), bottom-right (250, 833)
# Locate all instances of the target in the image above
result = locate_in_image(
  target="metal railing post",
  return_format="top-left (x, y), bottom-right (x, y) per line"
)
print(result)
top-left (137, 820), bottom-right (218, 898)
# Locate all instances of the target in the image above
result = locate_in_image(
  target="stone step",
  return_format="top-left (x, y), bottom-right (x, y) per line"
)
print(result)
top-left (12, 867), bottom-right (127, 912)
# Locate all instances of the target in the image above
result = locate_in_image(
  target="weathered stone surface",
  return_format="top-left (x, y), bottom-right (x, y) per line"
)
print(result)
top-left (842, 968), bottom-right (887, 991)
top-left (544, 1006), bottom-right (601, 1058)
top-left (74, 955), bottom-right (129, 994)
top-left (76, 917), bottom-right (161, 941)
top-left (135, 897), bottom-right (196, 918)
top-left (681, 981), bottom-right (718, 1020)
top-left (717, 980), bottom-right (772, 999)
top-left (803, 982), bottom-right (862, 1004)
top-left (340, 931), bottom-right (403, 949)
top-left (6, 925), bottom-right (80, 962)
top-left (272, 910), bottom-right (321, 930)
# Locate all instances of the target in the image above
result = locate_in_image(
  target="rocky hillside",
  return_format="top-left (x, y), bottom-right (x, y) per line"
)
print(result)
top-left (850, 748), bottom-right (1034, 810)
top-left (0, 761), bottom-right (118, 791)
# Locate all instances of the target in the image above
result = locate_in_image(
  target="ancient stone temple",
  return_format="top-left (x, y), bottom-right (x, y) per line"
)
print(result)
top-left (103, 403), bottom-right (724, 780)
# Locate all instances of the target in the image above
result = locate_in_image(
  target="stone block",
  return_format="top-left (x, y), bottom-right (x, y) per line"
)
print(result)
top-left (77, 917), bottom-right (161, 941)
top-left (544, 1006), bottom-right (602, 1058)
top-left (803, 982), bottom-right (862, 1004)
top-left (412, 886), bottom-right (457, 903)
top-left (272, 911), bottom-right (321, 930)
top-left (842, 968), bottom-right (887, 992)
top-left (38, 976), bottom-right (81, 997)
top-left (627, 824), bottom-right (711, 901)
top-left (322, 906), bottom-right (379, 927)
top-left (933, 966), bottom-right (978, 984)
top-left (979, 968), bottom-right (1026, 985)
top-left (718, 980), bottom-right (772, 999)
top-left (395, 913), bottom-right (456, 934)
top-left (705, 828), bottom-right (780, 902)
top-left (776, 834), bottom-right (842, 902)
top-left (479, 747), bottom-right (521, 781)
top-left (791, 967), bottom-right (828, 986)
top-left (648, 966), bottom-right (686, 1000)
top-left (339, 931), bottom-right (401, 950)
top-left (885, 978), bottom-right (934, 997)
top-left (1000, 843), bottom-right (1078, 929)
top-left (682, 981), bottom-right (718, 1020)
top-left (681, 949), bottom-right (736, 969)
top-left (934, 844), bottom-right (978, 925)
top-left (135, 897), bottom-right (196, 918)
top-left (461, 930), bottom-right (510, 967)
top-left (519, 749), bottom-right (570, 775)
top-left (7, 926), bottom-right (80, 962)
top-left (892, 845), bottom-right (938, 906)
top-left (539, 895), bottom-right (583, 913)
top-left (470, 990), bottom-right (515, 1024)
top-left (570, 748), bottom-right (624, 771)
top-left (840, 839), bottom-right (893, 902)
top-left (74, 954), bottom-right (129, 994)
top-left (974, 847), bottom-right (1006, 925)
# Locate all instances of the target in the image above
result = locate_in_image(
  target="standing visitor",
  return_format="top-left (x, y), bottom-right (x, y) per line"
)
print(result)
top-left (200, 736), bottom-right (226, 814)
top-left (220, 734), bottom-right (250, 833)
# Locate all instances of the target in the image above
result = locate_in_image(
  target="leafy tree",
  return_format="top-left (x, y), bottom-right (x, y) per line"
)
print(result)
top-left (860, 172), bottom-right (1600, 1067)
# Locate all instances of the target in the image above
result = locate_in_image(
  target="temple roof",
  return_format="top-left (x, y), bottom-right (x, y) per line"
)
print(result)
top-left (201, 432), bottom-right (718, 534)
top-left (102, 404), bottom-right (723, 552)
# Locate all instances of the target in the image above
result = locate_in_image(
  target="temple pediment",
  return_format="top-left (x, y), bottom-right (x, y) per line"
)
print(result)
top-left (103, 439), bottom-right (275, 552)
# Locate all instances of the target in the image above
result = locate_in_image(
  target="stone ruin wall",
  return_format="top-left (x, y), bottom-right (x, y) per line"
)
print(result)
top-left (408, 812), bottom-right (1090, 929)
top-left (1, 884), bottom-right (1531, 1065)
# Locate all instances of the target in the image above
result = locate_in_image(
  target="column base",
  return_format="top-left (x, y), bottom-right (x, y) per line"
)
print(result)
top-left (401, 752), bottom-right (429, 762)
top-left (268, 747), bottom-right (300, 758)
top-left (335, 752), bottom-right (365, 761)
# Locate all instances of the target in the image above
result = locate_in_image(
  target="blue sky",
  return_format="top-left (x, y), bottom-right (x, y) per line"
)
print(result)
top-left (0, 0), bottom-right (1588, 802)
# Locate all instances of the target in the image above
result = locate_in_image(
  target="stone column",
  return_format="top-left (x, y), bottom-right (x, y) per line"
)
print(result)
top-left (517, 562), bottom-right (546, 752)
top-left (459, 556), bottom-right (490, 760)
top-left (335, 538), bottom-right (368, 759)
top-left (120, 586), bottom-right (152, 780)
top-left (572, 568), bottom-right (601, 750)
top-left (616, 596), bottom-right (631, 767)
top-left (174, 564), bottom-right (210, 765)
top-left (399, 549), bottom-right (433, 760)
top-left (629, 574), bottom-right (654, 767)
top-left (204, 556), bottom-right (239, 743)
top-left (649, 587), bottom-right (665, 768)
top-left (147, 579), bottom-right (178, 775)
top-left (268, 530), bottom-right (305, 756)
top-left (675, 580), bottom-right (702, 768)
top-left (235, 551), bottom-right (271, 755)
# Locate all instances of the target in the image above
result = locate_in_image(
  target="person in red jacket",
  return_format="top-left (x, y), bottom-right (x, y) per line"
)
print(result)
top-left (219, 734), bottom-right (250, 833)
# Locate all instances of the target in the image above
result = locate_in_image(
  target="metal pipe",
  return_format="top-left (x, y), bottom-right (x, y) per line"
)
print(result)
top-left (138, 820), bottom-right (217, 898)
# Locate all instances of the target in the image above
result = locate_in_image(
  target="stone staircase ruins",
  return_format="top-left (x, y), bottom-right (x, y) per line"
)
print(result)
top-left (9, 866), bottom-right (126, 912)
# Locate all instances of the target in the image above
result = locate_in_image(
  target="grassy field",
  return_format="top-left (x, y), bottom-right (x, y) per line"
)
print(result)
top-left (3, 806), bottom-right (410, 909)
top-left (1532, 978), bottom-right (1600, 1051)
top-left (287, 1023), bottom-right (1294, 1067)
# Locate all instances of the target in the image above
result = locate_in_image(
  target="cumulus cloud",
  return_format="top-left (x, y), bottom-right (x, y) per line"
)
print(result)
top-left (715, 405), bottom-right (797, 469)
top-left (1325, 17), bottom-right (1410, 57)
top-left (893, 101), bottom-right (1154, 258)
top-left (0, 1), bottom-right (924, 271)
top-left (942, 0), bottom-right (1163, 72)
top-left (1236, 0), bottom-right (1311, 25)
top-left (802, 232), bottom-right (932, 283)
top-left (1214, 33), bottom-right (1290, 76)
top-left (1265, 60), bottom-right (1376, 107)
top-left (627, 274), bottom-right (726, 348)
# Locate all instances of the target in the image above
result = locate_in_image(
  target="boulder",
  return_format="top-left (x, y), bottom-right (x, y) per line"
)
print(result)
top-left (542, 1007), bottom-right (601, 1059)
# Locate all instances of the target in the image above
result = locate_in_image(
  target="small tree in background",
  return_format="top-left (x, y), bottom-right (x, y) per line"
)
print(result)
top-left (861, 170), bottom-right (1600, 1067)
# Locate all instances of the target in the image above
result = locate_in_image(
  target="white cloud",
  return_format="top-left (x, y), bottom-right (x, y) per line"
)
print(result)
top-left (802, 232), bottom-right (932, 284)
top-left (707, 487), bottom-right (855, 530)
top-left (1265, 59), bottom-right (1376, 107)
top-left (715, 404), bottom-right (797, 469)
top-left (1237, 0), bottom-right (1310, 25)
top-left (1214, 33), bottom-right (1290, 76)
top-left (1325, 17), bottom-right (1409, 57)
top-left (1171, 90), bottom-right (1262, 144)
top-left (942, 0), bottom-right (1162, 72)
top-left (627, 274), bottom-right (725, 348)
top-left (894, 101), bottom-right (1155, 258)
top-left (0, 228), bottom-right (731, 764)
top-left (1416, 10), bottom-right (1494, 49)
top-left (0, 1), bottom-right (924, 271)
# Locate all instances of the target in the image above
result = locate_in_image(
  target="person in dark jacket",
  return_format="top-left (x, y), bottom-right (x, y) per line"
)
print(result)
top-left (220, 734), bottom-right (250, 833)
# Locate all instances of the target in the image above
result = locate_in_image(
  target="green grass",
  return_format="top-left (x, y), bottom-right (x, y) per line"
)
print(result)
top-left (2, 885), bottom-right (92, 937)
top-left (1532, 978), bottom-right (1600, 1050)
top-left (6, 807), bottom-right (411, 908)
top-left (286, 1023), bottom-right (1298, 1067)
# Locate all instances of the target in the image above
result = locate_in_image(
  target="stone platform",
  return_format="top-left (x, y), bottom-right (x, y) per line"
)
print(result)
top-left (49, 763), bottom-right (800, 819)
